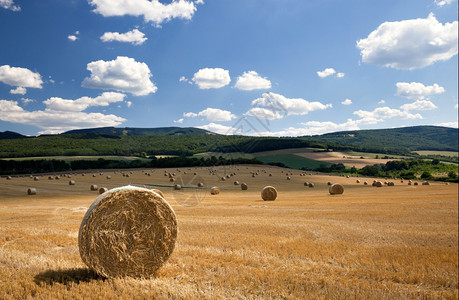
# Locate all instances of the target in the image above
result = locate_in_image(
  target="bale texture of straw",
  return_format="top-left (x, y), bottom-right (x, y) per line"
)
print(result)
top-left (210, 186), bottom-right (220, 195)
top-left (151, 189), bottom-right (165, 198)
top-left (241, 183), bottom-right (248, 190)
top-left (27, 188), bottom-right (36, 195)
top-left (329, 183), bottom-right (344, 195)
top-left (78, 186), bottom-right (177, 278)
top-left (261, 186), bottom-right (277, 201)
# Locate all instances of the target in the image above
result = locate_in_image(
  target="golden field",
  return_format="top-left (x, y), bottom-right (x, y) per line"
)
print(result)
top-left (0, 165), bottom-right (457, 299)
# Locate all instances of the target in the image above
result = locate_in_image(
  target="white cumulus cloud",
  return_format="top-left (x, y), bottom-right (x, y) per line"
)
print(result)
top-left (0, 0), bottom-right (20, 11)
top-left (234, 71), bottom-right (271, 90)
top-left (100, 29), bottom-right (147, 45)
top-left (435, 0), bottom-right (455, 6)
top-left (357, 13), bottom-right (458, 70)
top-left (0, 65), bottom-right (43, 89)
top-left (400, 100), bottom-right (438, 111)
top-left (341, 99), bottom-right (352, 105)
top-left (435, 121), bottom-right (458, 128)
top-left (192, 68), bottom-right (230, 89)
top-left (173, 118), bottom-right (184, 124)
top-left (10, 87), bottom-right (27, 95)
top-left (396, 82), bottom-right (445, 100)
top-left (317, 68), bottom-right (336, 78)
top-left (353, 107), bottom-right (423, 124)
top-left (0, 93), bottom-right (126, 134)
top-left (82, 56), bottom-right (157, 96)
top-left (183, 107), bottom-right (236, 122)
top-left (246, 92), bottom-right (332, 120)
top-left (197, 123), bottom-right (236, 135)
top-left (89, 0), bottom-right (197, 27)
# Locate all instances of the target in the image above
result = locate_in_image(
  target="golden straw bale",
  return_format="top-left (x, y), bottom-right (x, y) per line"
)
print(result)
top-left (78, 186), bottom-right (177, 278)
top-left (329, 183), bottom-right (344, 195)
top-left (151, 189), bottom-right (165, 198)
top-left (261, 186), bottom-right (277, 201)
top-left (210, 186), bottom-right (220, 195)
top-left (422, 181), bottom-right (430, 185)
top-left (90, 184), bottom-right (98, 191)
top-left (241, 183), bottom-right (248, 190)
top-left (99, 187), bottom-right (108, 194)
top-left (27, 187), bottom-right (37, 195)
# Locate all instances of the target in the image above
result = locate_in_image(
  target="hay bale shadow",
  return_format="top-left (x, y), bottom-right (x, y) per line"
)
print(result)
top-left (34, 268), bottom-right (104, 286)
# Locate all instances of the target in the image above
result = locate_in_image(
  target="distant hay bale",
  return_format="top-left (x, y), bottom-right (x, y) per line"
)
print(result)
top-left (78, 186), bottom-right (177, 278)
top-left (197, 182), bottom-right (204, 187)
top-left (27, 188), bottom-right (37, 195)
top-left (329, 183), bottom-right (344, 195)
top-left (356, 179), bottom-right (361, 183)
top-left (221, 177), bottom-right (226, 181)
top-left (69, 180), bottom-right (76, 185)
top-left (422, 181), bottom-right (430, 186)
top-left (241, 183), bottom-right (248, 190)
top-left (174, 184), bottom-right (181, 190)
top-left (234, 181), bottom-right (240, 185)
top-left (99, 187), bottom-right (108, 194)
top-left (261, 186), bottom-right (277, 201)
top-left (252, 174), bottom-right (256, 178)
top-left (93, 174), bottom-right (97, 177)
top-left (372, 181), bottom-right (383, 187)
top-left (34, 176), bottom-right (39, 181)
top-left (269, 174), bottom-right (272, 177)
top-left (6, 176), bottom-right (12, 180)
top-left (387, 182), bottom-right (395, 186)
top-left (210, 186), bottom-right (220, 195)
top-left (286, 176), bottom-right (291, 180)
top-left (308, 182), bottom-right (315, 188)
top-left (364, 181), bottom-right (368, 185)
top-left (106, 176), bottom-right (111, 179)
top-left (327, 181), bottom-right (332, 186)
top-left (48, 176), bottom-right (53, 180)
top-left (414, 182), bottom-right (419, 186)
top-left (169, 178), bottom-right (175, 182)
top-left (90, 184), bottom-right (98, 191)
top-left (304, 182), bottom-right (309, 186)
top-left (55, 175), bottom-right (60, 180)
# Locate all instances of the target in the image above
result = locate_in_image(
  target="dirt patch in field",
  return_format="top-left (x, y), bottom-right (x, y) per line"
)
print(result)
top-left (294, 151), bottom-right (396, 168)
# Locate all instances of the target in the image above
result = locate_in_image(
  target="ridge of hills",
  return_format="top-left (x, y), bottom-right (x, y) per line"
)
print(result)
top-left (0, 125), bottom-right (457, 158)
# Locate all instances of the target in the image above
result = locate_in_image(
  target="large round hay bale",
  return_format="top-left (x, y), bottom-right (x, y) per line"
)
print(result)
top-left (69, 180), bottom-right (76, 185)
top-left (151, 189), bottom-right (165, 198)
top-left (356, 179), bottom-right (360, 183)
top-left (364, 181), bottom-right (368, 185)
top-left (241, 183), bottom-right (248, 190)
top-left (197, 182), bottom-right (204, 187)
top-left (304, 182), bottom-right (309, 186)
top-left (329, 183), bottom-right (344, 195)
top-left (308, 182), bottom-right (315, 188)
top-left (90, 184), bottom-right (98, 191)
top-left (422, 181), bottom-right (430, 186)
top-left (174, 184), bottom-right (181, 190)
top-left (234, 181), bottom-right (240, 185)
top-left (261, 186), bottom-right (277, 201)
top-left (387, 182), bottom-right (395, 186)
top-left (34, 176), bottom-right (39, 181)
top-left (414, 182), bottom-right (419, 186)
top-left (6, 176), bottom-right (12, 180)
top-left (106, 175), bottom-right (111, 179)
top-left (169, 178), bottom-right (175, 183)
top-left (99, 187), bottom-right (108, 194)
top-left (286, 176), bottom-right (291, 180)
top-left (327, 181), bottom-right (333, 186)
top-left (27, 188), bottom-right (37, 195)
top-left (210, 186), bottom-right (220, 195)
top-left (78, 186), bottom-right (177, 278)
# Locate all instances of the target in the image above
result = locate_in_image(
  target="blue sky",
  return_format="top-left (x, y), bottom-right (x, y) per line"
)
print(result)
top-left (0, 0), bottom-right (457, 136)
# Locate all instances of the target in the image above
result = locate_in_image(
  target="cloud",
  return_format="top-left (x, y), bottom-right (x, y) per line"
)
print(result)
top-left (89, 0), bottom-right (197, 27)
top-left (0, 65), bottom-right (43, 89)
top-left (378, 99), bottom-right (386, 105)
top-left (183, 107), bottom-right (236, 122)
top-left (192, 68), bottom-right (230, 89)
top-left (21, 98), bottom-right (35, 105)
top-left (246, 92), bottom-right (332, 120)
top-left (173, 118), bottom-right (184, 124)
top-left (341, 99), bottom-right (352, 105)
top-left (0, 93), bottom-right (126, 134)
top-left (43, 92), bottom-right (126, 112)
top-left (357, 13), bottom-right (458, 70)
top-left (126, 101), bottom-right (132, 108)
top-left (10, 87), bottom-right (26, 95)
top-left (234, 71), bottom-right (271, 91)
top-left (197, 123), bottom-right (236, 135)
top-left (82, 56), bottom-right (157, 96)
top-left (353, 106), bottom-right (422, 124)
top-left (68, 35), bottom-right (78, 41)
top-left (317, 68), bottom-right (336, 78)
top-left (434, 0), bottom-right (455, 6)
top-left (435, 121), bottom-right (458, 128)
top-left (396, 82), bottom-right (445, 100)
top-left (195, 0), bottom-right (204, 4)
top-left (100, 29), bottom-right (147, 45)
top-left (400, 100), bottom-right (438, 111)
top-left (0, 0), bottom-right (20, 11)
top-left (336, 72), bottom-right (345, 78)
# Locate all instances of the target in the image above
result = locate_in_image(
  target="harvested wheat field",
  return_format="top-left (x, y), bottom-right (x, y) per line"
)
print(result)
top-left (0, 165), bottom-right (457, 299)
